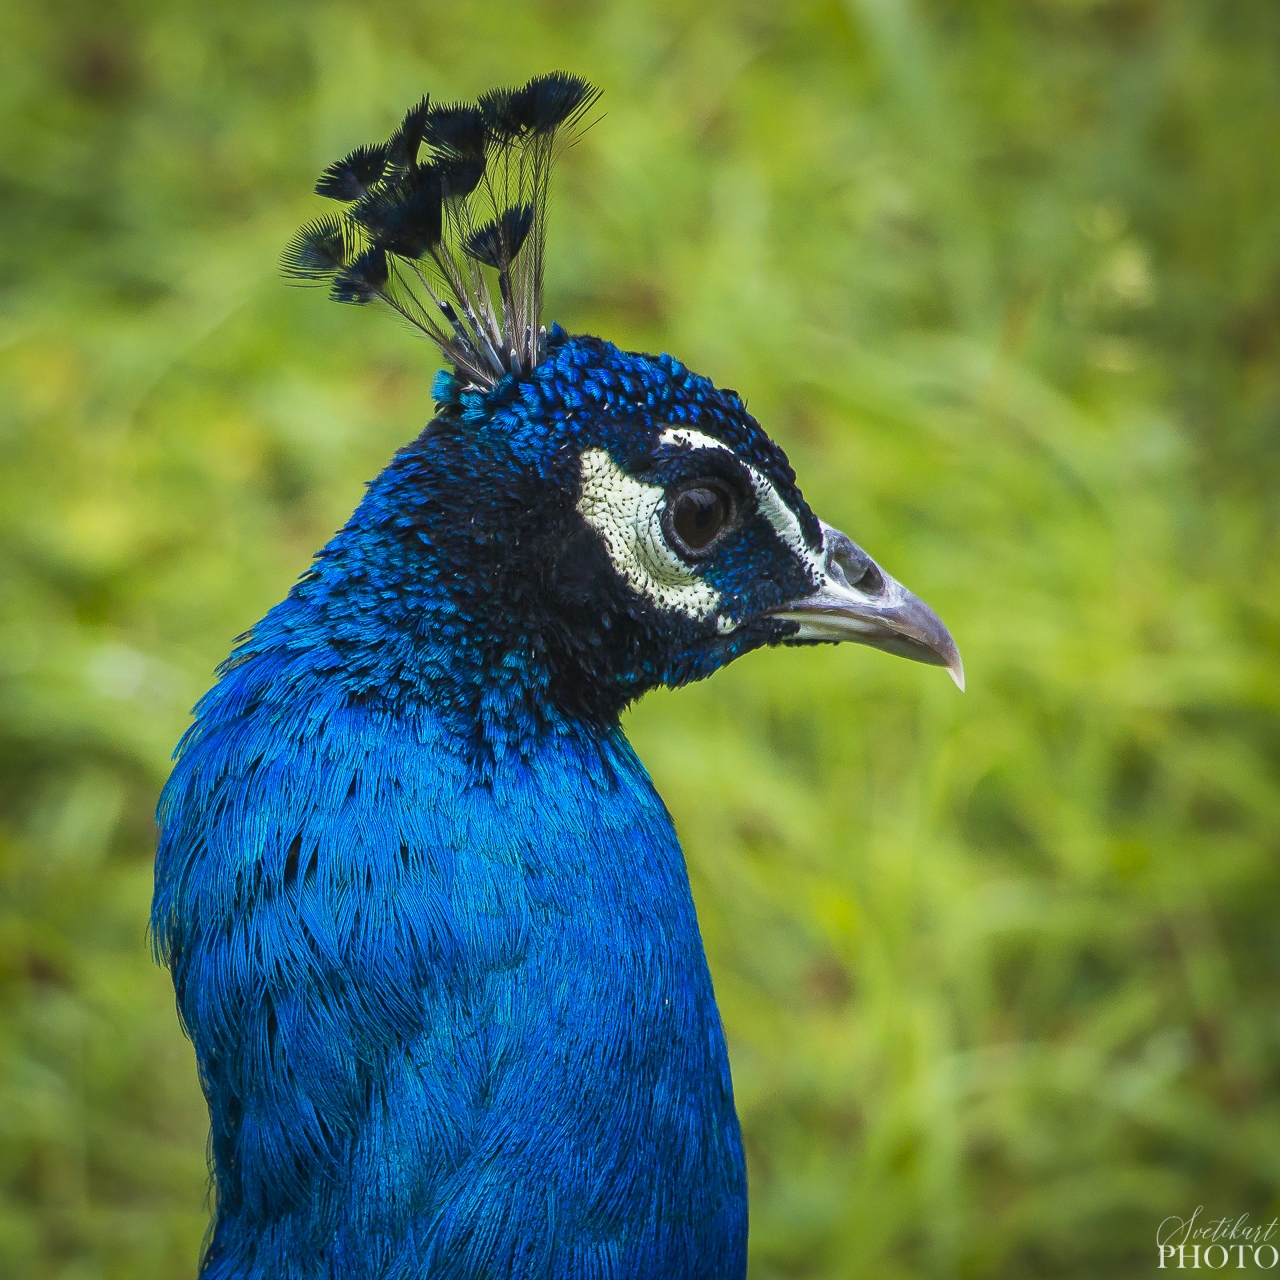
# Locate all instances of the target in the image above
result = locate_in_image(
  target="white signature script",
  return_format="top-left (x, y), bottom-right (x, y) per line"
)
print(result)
top-left (1159, 1208), bottom-right (1280, 1270)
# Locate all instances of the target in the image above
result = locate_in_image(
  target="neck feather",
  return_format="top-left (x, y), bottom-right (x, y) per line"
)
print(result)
top-left (155, 682), bottom-right (744, 1276)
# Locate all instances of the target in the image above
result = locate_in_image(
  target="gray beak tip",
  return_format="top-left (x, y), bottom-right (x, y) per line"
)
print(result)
top-left (947, 658), bottom-right (965, 692)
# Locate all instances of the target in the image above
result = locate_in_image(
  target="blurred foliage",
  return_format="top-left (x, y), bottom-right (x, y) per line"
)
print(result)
top-left (2, 0), bottom-right (1278, 1277)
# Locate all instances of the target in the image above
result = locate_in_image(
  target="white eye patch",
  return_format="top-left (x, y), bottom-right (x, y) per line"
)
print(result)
top-left (575, 430), bottom-right (824, 626)
top-left (577, 448), bottom-right (721, 621)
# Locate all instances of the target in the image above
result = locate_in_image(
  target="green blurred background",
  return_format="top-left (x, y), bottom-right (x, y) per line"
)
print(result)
top-left (3, 1), bottom-right (1278, 1276)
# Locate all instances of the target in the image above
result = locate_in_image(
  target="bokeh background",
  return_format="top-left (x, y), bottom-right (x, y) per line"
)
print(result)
top-left (3, 1), bottom-right (1278, 1276)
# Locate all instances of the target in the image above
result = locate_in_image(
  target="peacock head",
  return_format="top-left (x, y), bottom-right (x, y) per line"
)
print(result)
top-left (283, 75), bottom-right (962, 731)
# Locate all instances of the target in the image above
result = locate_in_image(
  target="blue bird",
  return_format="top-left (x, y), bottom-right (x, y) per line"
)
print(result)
top-left (153, 74), bottom-right (963, 1280)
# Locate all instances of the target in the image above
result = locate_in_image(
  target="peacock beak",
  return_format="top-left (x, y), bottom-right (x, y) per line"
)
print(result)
top-left (771, 522), bottom-right (964, 690)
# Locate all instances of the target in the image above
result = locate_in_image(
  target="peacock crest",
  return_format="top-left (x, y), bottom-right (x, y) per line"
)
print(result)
top-left (281, 73), bottom-right (600, 388)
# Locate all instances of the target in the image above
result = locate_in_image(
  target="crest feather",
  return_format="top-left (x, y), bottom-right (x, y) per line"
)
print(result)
top-left (281, 73), bottom-right (601, 387)
top-left (315, 144), bottom-right (389, 201)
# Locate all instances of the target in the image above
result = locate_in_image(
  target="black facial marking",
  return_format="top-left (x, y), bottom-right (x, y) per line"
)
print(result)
top-left (550, 523), bottom-right (616, 605)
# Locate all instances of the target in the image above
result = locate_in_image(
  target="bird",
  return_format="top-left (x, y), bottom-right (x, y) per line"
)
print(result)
top-left (152, 73), bottom-right (963, 1280)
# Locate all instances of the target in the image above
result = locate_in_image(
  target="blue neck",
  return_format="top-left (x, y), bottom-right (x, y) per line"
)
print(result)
top-left (153, 373), bottom-right (754, 1276)
top-left (155, 644), bottom-right (747, 1278)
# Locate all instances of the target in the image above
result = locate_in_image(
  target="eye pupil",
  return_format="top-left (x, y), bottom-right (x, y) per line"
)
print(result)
top-left (672, 486), bottom-right (728, 552)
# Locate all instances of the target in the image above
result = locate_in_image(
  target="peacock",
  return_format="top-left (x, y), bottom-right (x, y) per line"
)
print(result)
top-left (152, 73), bottom-right (962, 1280)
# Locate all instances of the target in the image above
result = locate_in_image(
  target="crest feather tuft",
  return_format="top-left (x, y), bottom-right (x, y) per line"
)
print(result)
top-left (282, 74), bottom-right (600, 387)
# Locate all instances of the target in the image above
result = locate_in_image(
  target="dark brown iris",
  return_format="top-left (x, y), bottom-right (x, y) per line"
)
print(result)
top-left (668, 482), bottom-right (733, 556)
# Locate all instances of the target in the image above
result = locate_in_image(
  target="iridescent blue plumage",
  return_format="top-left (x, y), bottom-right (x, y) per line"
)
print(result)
top-left (155, 78), bottom-right (963, 1279)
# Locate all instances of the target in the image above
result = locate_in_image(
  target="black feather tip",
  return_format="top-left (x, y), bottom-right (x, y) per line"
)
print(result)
top-left (351, 168), bottom-right (443, 259)
top-left (315, 143), bottom-right (389, 201)
top-left (521, 72), bottom-right (601, 135)
top-left (438, 153), bottom-right (485, 200)
top-left (388, 94), bottom-right (432, 168)
top-left (424, 103), bottom-right (487, 159)
top-left (280, 214), bottom-right (353, 282)
top-left (464, 204), bottom-right (534, 269)
top-left (481, 72), bottom-right (600, 142)
top-left (331, 246), bottom-right (388, 304)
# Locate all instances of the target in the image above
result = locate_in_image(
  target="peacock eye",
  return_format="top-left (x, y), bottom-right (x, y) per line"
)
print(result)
top-left (665, 480), bottom-right (735, 558)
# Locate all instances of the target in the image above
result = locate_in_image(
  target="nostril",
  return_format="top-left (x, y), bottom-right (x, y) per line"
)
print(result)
top-left (851, 561), bottom-right (884, 594)
top-left (829, 536), bottom-right (885, 595)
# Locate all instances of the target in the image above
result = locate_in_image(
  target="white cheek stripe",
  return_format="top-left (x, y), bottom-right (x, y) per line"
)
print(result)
top-left (748, 476), bottom-right (824, 579)
top-left (657, 428), bottom-right (825, 581)
top-left (659, 427), bottom-right (730, 453)
top-left (577, 448), bottom-right (721, 621)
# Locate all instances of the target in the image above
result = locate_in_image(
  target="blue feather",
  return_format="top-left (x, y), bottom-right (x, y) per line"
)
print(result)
top-left (154, 336), bottom-right (767, 1278)
top-left (158, 693), bottom-right (746, 1277)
